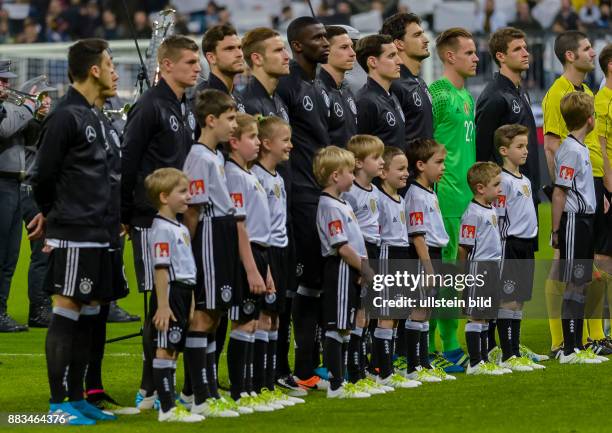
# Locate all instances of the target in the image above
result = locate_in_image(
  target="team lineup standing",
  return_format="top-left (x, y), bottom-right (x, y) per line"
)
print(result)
top-left (25, 11), bottom-right (612, 424)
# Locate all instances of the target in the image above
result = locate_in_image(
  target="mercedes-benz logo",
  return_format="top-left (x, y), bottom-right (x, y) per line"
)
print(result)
top-left (85, 125), bottom-right (97, 143)
top-left (333, 102), bottom-right (344, 118)
top-left (302, 96), bottom-right (313, 112)
top-left (169, 115), bottom-right (179, 132)
top-left (386, 111), bottom-right (396, 127)
top-left (413, 92), bottom-right (422, 107)
top-left (512, 99), bottom-right (521, 114)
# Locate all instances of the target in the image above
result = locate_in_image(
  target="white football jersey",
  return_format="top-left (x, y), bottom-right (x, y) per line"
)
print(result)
top-left (459, 200), bottom-right (502, 261)
top-left (404, 181), bottom-right (449, 248)
top-left (343, 181), bottom-right (381, 245)
top-left (149, 215), bottom-right (196, 284)
top-left (317, 192), bottom-right (367, 258)
top-left (225, 159), bottom-right (272, 246)
top-left (554, 134), bottom-right (596, 214)
top-left (377, 188), bottom-right (409, 247)
top-left (494, 169), bottom-right (538, 239)
top-left (252, 162), bottom-right (288, 248)
top-left (183, 143), bottom-right (236, 218)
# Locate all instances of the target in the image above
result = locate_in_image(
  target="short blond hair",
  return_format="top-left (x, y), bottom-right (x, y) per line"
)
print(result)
top-left (313, 145), bottom-right (355, 187)
top-left (347, 134), bottom-right (384, 161)
top-left (382, 146), bottom-right (405, 170)
top-left (560, 91), bottom-right (594, 131)
top-left (467, 161), bottom-right (501, 194)
top-left (230, 112), bottom-right (258, 140)
top-left (145, 167), bottom-right (189, 209)
top-left (257, 115), bottom-right (291, 141)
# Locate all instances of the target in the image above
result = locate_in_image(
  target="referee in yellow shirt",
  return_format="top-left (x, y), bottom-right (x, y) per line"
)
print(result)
top-left (541, 31), bottom-right (612, 357)
top-left (596, 45), bottom-right (612, 333)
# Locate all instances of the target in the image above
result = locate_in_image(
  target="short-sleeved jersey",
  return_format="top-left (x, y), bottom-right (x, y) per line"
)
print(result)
top-left (494, 169), bottom-right (538, 239)
top-left (343, 181), bottom-right (380, 245)
top-left (542, 75), bottom-right (602, 177)
top-left (595, 85), bottom-right (612, 162)
top-left (317, 192), bottom-right (367, 258)
top-left (554, 135), bottom-right (596, 214)
top-left (356, 77), bottom-right (406, 151)
top-left (430, 77), bottom-right (476, 217)
top-left (252, 162), bottom-right (288, 248)
top-left (377, 188), bottom-right (409, 247)
top-left (225, 159), bottom-right (271, 246)
top-left (404, 180), bottom-right (449, 248)
top-left (150, 214), bottom-right (196, 284)
top-left (459, 200), bottom-right (502, 261)
top-left (390, 64), bottom-right (434, 144)
top-left (183, 143), bottom-right (235, 218)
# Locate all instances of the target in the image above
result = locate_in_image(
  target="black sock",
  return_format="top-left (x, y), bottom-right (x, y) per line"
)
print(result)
top-left (276, 301), bottom-right (292, 377)
top-left (206, 333), bottom-right (219, 399)
top-left (292, 294), bottom-right (319, 379)
top-left (497, 309), bottom-right (514, 362)
top-left (140, 318), bottom-right (156, 396)
top-left (480, 324), bottom-right (489, 361)
top-left (576, 318), bottom-right (585, 350)
top-left (361, 326), bottom-right (369, 378)
top-left (419, 322), bottom-right (432, 369)
top-left (68, 306), bottom-right (97, 401)
top-left (562, 298), bottom-right (585, 355)
top-left (342, 335), bottom-right (349, 382)
top-left (46, 308), bottom-right (78, 403)
top-left (215, 315), bottom-right (228, 366)
top-left (184, 331), bottom-right (209, 405)
top-left (245, 335), bottom-right (255, 393)
top-left (366, 321), bottom-right (377, 373)
top-left (153, 358), bottom-right (175, 413)
top-left (253, 330), bottom-right (268, 393)
top-left (512, 311), bottom-right (522, 357)
top-left (487, 319), bottom-right (497, 349)
top-left (347, 327), bottom-right (363, 383)
top-left (227, 330), bottom-right (249, 400)
top-left (182, 355), bottom-right (192, 397)
top-left (85, 304), bottom-right (109, 393)
top-left (266, 331), bottom-right (278, 389)
top-left (395, 322), bottom-right (406, 359)
top-left (373, 327), bottom-right (393, 378)
top-left (465, 322), bottom-right (482, 367)
top-left (405, 321), bottom-right (422, 373)
top-left (323, 331), bottom-right (343, 390)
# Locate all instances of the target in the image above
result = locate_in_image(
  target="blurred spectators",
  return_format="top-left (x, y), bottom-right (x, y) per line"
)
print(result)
top-left (579, 0), bottom-right (602, 26)
top-left (16, 18), bottom-right (43, 43)
top-left (509, 1), bottom-right (542, 33)
top-left (596, 2), bottom-right (611, 28)
top-left (552, 0), bottom-right (584, 32)
top-left (95, 9), bottom-right (121, 40)
top-left (131, 10), bottom-right (152, 39)
top-left (476, 0), bottom-right (509, 33)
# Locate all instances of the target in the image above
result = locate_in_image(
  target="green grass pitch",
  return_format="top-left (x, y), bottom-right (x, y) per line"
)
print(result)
top-left (2, 203), bottom-right (612, 432)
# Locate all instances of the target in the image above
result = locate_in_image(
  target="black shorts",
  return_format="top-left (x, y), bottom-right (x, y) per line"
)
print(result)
top-left (409, 246), bottom-right (443, 303)
top-left (109, 247), bottom-right (129, 301)
top-left (463, 260), bottom-right (500, 320)
top-left (130, 226), bottom-right (154, 292)
top-left (45, 246), bottom-right (113, 303)
top-left (292, 199), bottom-right (324, 290)
top-left (500, 236), bottom-right (535, 302)
top-left (559, 212), bottom-right (595, 285)
top-left (322, 255), bottom-right (360, 330)
top-left (193, 216), bottom-right (241, 311)
top-left (266, 245), bottom-right (289, 313)
top-left (230, 243), bottom-right (268, 322)
top-left (594, 178), bottom-right (612, 255)
top-left (378, 244), bottom-right (414, 318)
top-left (151, 281), bottom-right (194, 352)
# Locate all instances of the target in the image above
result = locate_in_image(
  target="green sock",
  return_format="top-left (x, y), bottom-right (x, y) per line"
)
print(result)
top-left (439, 319), bottom-right (460, 352)
top-left (428, 319), bottom-right (438, 353)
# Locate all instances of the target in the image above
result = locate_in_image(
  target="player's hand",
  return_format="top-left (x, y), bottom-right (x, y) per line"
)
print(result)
top-left (153, 305), bottom-right (176, 332)
top-left (121, 224), bottom-right (131, 238)
top-left (247, 270), bottom-right (266, 295)
top-left (551, 231), bottom-right (559, 249)
top-left (265, 269), bottom-right (276, 294)
top-left (27, 213), bottom-right (45, 240)
top-left (42, 243), bottom-right (53, 254)
top-left (361, 263), bottom-right (375, 288)
top-left (24, 85), bottom-right (37, 112)
top-left (605, 194), bottom-right (610, 215)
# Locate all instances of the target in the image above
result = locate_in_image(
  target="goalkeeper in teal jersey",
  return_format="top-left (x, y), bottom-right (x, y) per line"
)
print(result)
top-left (428, 28), bottom-right (479, 372)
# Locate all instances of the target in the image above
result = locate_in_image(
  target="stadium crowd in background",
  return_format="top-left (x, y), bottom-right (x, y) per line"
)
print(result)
top-left (0, 0), bottom-right (610, 45)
